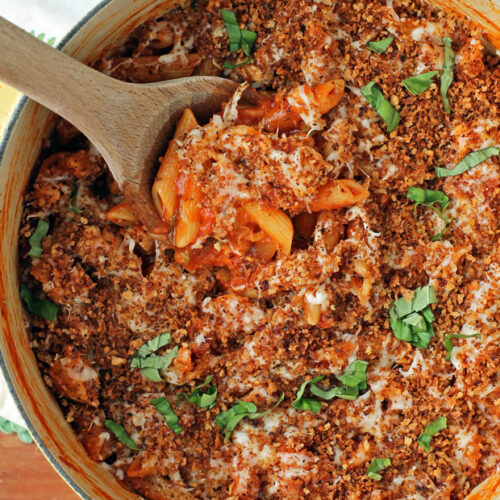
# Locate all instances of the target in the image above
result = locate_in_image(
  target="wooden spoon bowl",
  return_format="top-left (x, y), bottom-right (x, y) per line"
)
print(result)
top-left (0, 17), bottom-right (239, 227)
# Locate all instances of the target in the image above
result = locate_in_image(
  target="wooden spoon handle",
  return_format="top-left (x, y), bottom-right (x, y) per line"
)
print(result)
top-left (0, 16), bottom-right (121, 135)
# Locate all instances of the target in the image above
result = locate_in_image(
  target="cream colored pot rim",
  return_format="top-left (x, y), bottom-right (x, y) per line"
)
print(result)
top-left (0, 1), bottom-right (113, 498)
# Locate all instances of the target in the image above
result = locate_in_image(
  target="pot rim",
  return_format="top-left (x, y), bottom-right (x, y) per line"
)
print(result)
top-left (0, 1), bottom-right (114, 497)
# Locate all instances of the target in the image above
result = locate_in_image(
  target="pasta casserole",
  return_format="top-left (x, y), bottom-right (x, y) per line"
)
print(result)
top-left (18, 0), bottom-right (499, 498)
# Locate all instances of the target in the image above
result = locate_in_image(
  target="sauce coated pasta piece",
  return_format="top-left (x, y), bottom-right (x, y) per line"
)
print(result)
top-left (310, 179), bottom-right (369, 211)
top-left (288, 80), bottom-right (346, 116)
top-left (106, 200), bottom-right (138, 227)
top-left (235, 80), bottom-right (345, 132)
top-left (152, 108), bottom-right (198, 220)
top-left (175, 173), bottom-right (202, 248)
top-left (242, 200), bottom-right (294, 255)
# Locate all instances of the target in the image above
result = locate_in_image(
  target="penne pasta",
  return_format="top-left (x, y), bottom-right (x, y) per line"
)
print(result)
top-left (465, 472), bottom-right (500, 500)
top-left (175, 174), bottom-right (202, 248)
top-left (315, 211), bottom-right (344, 251)
top-left (152, 108), bottom-right (198, 220)
top-left (304, 299), bottom-right (322, 326)
top-left (105, 201), bottom-right (138, 227)
top-left (242, 201), bottom-right (293, 255)
top-left (251, 236), bottom-right (278, 262)
top-left (288, 80), bottom-right (345, 115)
top-left (310, 179), bottom-right (369, 212)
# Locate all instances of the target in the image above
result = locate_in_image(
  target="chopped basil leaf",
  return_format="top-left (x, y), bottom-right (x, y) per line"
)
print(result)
top-left (408, 187), bottom-right (450, 241)
top-left (411, 284), bottom-right (438, 312)
top-left (310, 360), bottom-right (368, 401)
top-left (435, 146), bottom-right (500, 178)
top-left (366, 458), bottom-right (391, 480)
top-left (224, 57), bottom-right (254, 69)
top-left (221, 9), bottom-right (257, 65)
top-left (178, 375), bottom-right (218, 410)
top-left (105, 419), bottom-right (140, 450)
top-left (361, 81), bottom-right (400, 133)
top-left (220, 9), bottom-right (241, 52)
top-left (292, 376), bottom-right (324, 413)
top-left (214, 401), bottom-right (256, 440)
top-left (240, 30), bottom-right (257, 56)
top-left (130, 348), bottom-right (178, 370)
top-left (417, 416), bottom-right (447, 452)
top-left (402, 71), bottom-right (438, 96)
top-left (402, 311), bottom-right (427, 330)
top-left (246, 393), bottom-right (284, 420)
top-left (215, 394), bottom-right (284, 440)
top-left (408, 187), bottom-right (449, 211)
top-left (366, 36), bottom-right (394, 54)
top-left (28, 219), bottom-right (49, 258)
top-left (130, 333), bottom-right (178, 382)
top-left (150, 398), bottom-right (182, 434)
top-left (393, 296), bottom-right (412, 318)
top-left (444, 333), bottom-right (481, 361)
top-left (20, 284), bottom-right (58, 321)
top-left (311, 383), bottom-right (359, 401)
top-left (390, 286), bottom-right (437, 349)
top-left (136, 332), bottom-right (172, 358)
top-left (421, 306), bottom-right (435, 324)
top-left (336, 359), bottom-right (368, 389)
top-left (440, 37), bottom-right (455, 113)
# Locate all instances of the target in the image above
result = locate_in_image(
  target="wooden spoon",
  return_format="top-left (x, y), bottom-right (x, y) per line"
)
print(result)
top-left (0, 17), bottom-right (239, 228)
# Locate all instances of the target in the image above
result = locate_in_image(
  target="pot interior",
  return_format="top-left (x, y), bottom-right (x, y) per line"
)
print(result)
top-left (0, 0), bottom-right (498, 499)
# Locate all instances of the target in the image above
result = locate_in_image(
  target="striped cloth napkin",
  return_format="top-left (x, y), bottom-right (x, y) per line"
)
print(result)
top-left (0, 0), bottom-right (101, 442)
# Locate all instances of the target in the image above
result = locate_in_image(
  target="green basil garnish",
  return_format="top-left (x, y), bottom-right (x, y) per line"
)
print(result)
top-left (221, 9), bottom-right (257, 67)
top-left (294, 361), bottom-right (368, 411)
top-left (224, 57), bottom-right (254, 69)
top-left (417, 416), bottom-right (447, 452)
top-left (150, 398), bottom-right (182, 435)
top-left (105, 419), bottom-right (140, 450)
top-left (130, 333), bottom-right (178, 382)
top-left (215, 394), bottom-right (284, 440)
top-left (311, 384), bottom-right (360, 401)
top-left (440, 37), bottom-right (455, 114)
top-left (361, 81), bottom-right (400, 133)
top-left (221, 9), bottom-right (243, 52)
top-left (28, 219), bottom-right (49, 258)
top-left (292, 376), bottom-right (324, 413)
top-left (366, 458), bottom-right (391, 480)
top-left (444, 333), bottom-right (481, 361)
top-left (366, 36), bottom-right (394, 54)
top-left (402, 71), bottom-right (438, 96)
top-left (310, 360), bottom-right (368, 401)
top-left (20, 284), bottom-right (58, 321)
top-left (390, 285), bottom-right (437, 349)
top-left (435, 146), bottom-right (499, 178)
top-left (135, 332), bottom-right (172, 357)
top-left (335, 359), bottom-right (368, 388)
top-left (240, 29), bottom-right (257, 57)
top-left (407, 187), bottom-right (450, 240)
top-left (178, 375), bottom-right (218, 410)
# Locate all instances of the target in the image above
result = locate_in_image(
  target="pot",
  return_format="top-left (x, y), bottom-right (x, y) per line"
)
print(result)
top-left (0, 0), bottom-right (499, 499)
